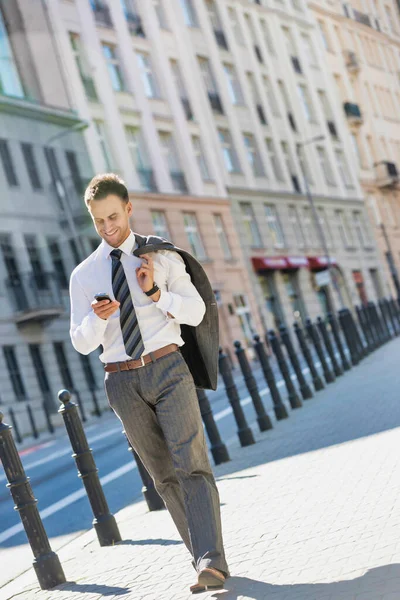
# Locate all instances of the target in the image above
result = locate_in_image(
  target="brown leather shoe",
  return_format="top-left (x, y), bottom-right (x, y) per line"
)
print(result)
top-left (190, 567), bottom-right (226, 594)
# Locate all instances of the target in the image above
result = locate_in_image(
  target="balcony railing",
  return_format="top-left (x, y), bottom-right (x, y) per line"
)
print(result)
top-left (170, 171), bottom-right (188, 193)
top-left (6, 272), bottom-right (64, 325)
top-left (344, 50), bottom-right (360, 73)
top-left (92, 1), bottom-right (113, 27)
top-left (353, 9), bottom-right (371, 27)
top-left (254, 45), bottom-right (264, 64)
top-left (291, 175), bottom-right (302, 194)
top-left (375, 161), bottom-right (399, 188)
top-left (137, 167), bottom-right (158, 192)
top-left (291, 56), bottom-right (302, 74)
top-left (208, 91), bottom-right (224, 114)
top-left (81, 75), bottom-right (98, 102)
top-left (343, 102), bottom-right (363, 123)
top-left (181, 97), bottom-right (194, 120)
top-left (214, 29), bottom-right (229, 50)
top-left (125, 11), bottom-right (145, 36)
top-left (327, 120), bottom-right (338, 138)
top-left (256, 104), bottom-right (267, 125)
top-left (288, 111), bottom-right (297, 132)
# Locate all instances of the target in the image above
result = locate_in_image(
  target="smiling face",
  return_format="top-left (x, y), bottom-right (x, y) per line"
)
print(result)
top-left (89, 194), bottom-right (133, 248)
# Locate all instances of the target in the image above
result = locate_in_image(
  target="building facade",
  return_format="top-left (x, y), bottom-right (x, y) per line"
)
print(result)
top-left (309, 0), bottom-right (400, 301)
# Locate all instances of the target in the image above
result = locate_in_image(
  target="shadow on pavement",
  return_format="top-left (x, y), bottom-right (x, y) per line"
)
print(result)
top-left (116, 538), bottom-right (183, 546)
top-left (213, 564), bottom-right (399, 599)
top-left (56, 581), bottom-right (128, 596)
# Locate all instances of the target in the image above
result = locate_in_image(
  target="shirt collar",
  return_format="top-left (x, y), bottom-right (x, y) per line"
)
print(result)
top-left (101, 231), bottom-right (137, 259)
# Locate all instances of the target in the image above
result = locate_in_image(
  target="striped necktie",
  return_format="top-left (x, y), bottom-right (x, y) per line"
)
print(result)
top-left (110, 249), bottom-right (144, 360)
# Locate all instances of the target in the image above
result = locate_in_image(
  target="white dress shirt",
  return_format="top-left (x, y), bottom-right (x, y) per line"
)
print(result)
top-left (69, 231), bottom-right (206, 363)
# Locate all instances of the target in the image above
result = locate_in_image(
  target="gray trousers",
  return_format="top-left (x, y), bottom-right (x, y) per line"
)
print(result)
top-left (104, 349), bottom-right (229, 576)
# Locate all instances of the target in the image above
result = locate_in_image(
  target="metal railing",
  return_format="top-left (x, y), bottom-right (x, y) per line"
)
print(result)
top-left (125, 11), bottom-right (145, 36)
top-left (137, 167), bottom-right (158, 192)
top-left (81, 75), bottom-right (98, 102)
top-left (170, 171), bottom-right (188, 193)
top-left (214, 29), bottom-right (229, 50)
top-left (208, 92), bottom-right (224, 114)
top-left (343, 102), bottom-right (362, 120)
top-left (92, 1), bottom-right (113, 27)
top-left (6, 272), bottom-right (64, 319)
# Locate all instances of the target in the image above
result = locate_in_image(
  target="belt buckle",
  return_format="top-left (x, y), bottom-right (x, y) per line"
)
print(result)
top-left (139, 356), bottom-right (145, 368)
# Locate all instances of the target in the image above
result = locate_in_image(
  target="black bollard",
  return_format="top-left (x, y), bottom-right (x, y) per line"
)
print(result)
top-left (356, 305), bottom-right (374, 353)
top-left (279, 325), bottom-right (313, 400)
top-left (91, 389), bottom-right (101, 417)
top-left (305, 318), bottom-right (335, 383)
top-left (58, 389), bottom-right (121, 545)
top-left (377, 300), bottom-right (391, 342)
top-left (268, 330), bottom-right (302, 409)
top-left (197, 389), bottom-right (230, 465)
top-left (349, 309), bottom-right (367, 358)
top-left (293, 323), bottom-right (325, 391)
top-left (380, 299), bottom-right (394, 339)
top-left (234, 341), bottom-right (273, 431)
top-left (368, 302), bottom-right (384, 346)
top-left (389, 298), bottom-right (400, 333)
top-left (338, 309), bottom-right (360, 365)
top-left (317, 317), bottom-right (343, 377)
top-left (27, 404), bottom-right (38, 439)
top-left (42, 401), bottom-right (55, 435)
top-left (0, 412), bottom-right (66, 589)
top-left (386, 298), bottom-right (400, 336)
top-left (327, 312), bottom-right (351, 371)
top-left (218, 348), bottom-right (255, 447)
top-left (8, 407), bottom-right (22, 444)
top-left (74, 390), bottom-right (87, 422)
top-left (365, 304), bottom-right (380, 350)
top-left (253, 335), bottom-right (289, 420)
top-left (373, 301), bottom-right (389, 343)
top-left (124, 434), bottom-right (165, 511)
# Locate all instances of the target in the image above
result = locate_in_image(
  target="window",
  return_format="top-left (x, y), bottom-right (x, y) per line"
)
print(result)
top-left (296, 143), bottom-right (313, 185)
top-left (0, 234), bottom-right (20, 284)
top-left (214, 214), bottom-right (232, 260)
top-left (227, 7), bottom-right (244, 45)
top-left (180, 0), bottom-right (198, 26)
top-left (80, 354), bottom-right (97, 390)
top-left (353, 210), bottom-right (371, 247)
top-left (47, 238), bottom-right (69, 289)
top-left (233, 293), bottom-right (256, 345)
top-left (125, 126), bottom-right (156, 191)
top-left (301, 34), bottom-right (318, 67)
top-left (44, 146), bottom-right (61, 185)
top-left (247, 72), bottom-right (266, 124)
top-left (243, 133), bottom-right (265, 177)
top-left (153, 0), bottom-right (168, 28)
top-left (102, 43), bottom-right (125, 91)
top-left (54, 342), bottom-right (74, 390)
top-left (170, 59), bottom-right (193, 119)
top-left (69, 239), bottom-right (81, 265)
top-left (183, 213), bottom-right (207, 260)
top-left (0, 139), bottom-right (18, 186)
top-left (206, 0), bottom-right (227, 50)
top-left (3, 346), bottom-right (26, 401)
top-left (281, 141), bottom-right (300, 191)
top-left (0, 10), bottom-right (24, 98)
top-left (151, 210), bottom-right (170, 239)
top-left (297, 84), bottom-right (314, 121)
top-left (218, 129), bottom-right (241, 173)
top-left (158, 131), bottom-right (187, 192)
top-left (317, 207), bottom-right (333, 248)
top-left (197, 57), bottom-right (223, 114)
top-left (192, 135), bottom-right (211, 180)
top-left (335, 149), bottom-right (353, 187)
top-left (65, 150), bottom-right (83, 195)
top-left (25, 235), bottom-right (47, 290)
top-left (94, 120), bottom-right (113, 171)
top-left (335, 209), bottom-right (354, 246)
top-left (260, 19), bottom-right (275, 55)
top-left (136, 51), bottom-right (160, 98)
top-left (265, 204), bottom-right (285, 247)
top-left (318, 20), bottom-right (330, 50)
top-left (69, 32), bottom-right (98, 101)
top-left (239, 202), bottom-right (262, 247)
top-left (266, 138), bottom-right (283, 181)
top-left (21, 143), bottom-right (42, 190)
top-left (317, 146), bottom-right (336, 186)
top-left (223, 64), bottom-right (244, 105)
top-left (302, 206), bottom-right (318, 247)
top-left (262, 76), bottom-right (280, 116)
top-left (288, 206), bottom-right (305, 247)
top-left (29, 344), bottom-right (51, 395)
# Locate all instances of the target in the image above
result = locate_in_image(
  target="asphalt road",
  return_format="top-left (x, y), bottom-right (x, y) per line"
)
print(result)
top-left (0, 348), bottom-right (337, 589)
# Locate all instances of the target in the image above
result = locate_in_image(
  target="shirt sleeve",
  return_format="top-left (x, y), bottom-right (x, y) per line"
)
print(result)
top-left (69, 270), bottom-right (108, 355)
top-left (154, 251), bottom-right (206, 326)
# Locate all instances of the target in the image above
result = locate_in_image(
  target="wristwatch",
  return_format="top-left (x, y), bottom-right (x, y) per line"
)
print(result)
top-left (144, 283), bottom-right (160, 297)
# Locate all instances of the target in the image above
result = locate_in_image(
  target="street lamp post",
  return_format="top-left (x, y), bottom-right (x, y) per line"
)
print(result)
top-left (296, 135), bottom-right (345, 310)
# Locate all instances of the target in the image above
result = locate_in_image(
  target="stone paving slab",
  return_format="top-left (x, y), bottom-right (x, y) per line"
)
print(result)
top-left (3, 338), bottom-right (400, 600)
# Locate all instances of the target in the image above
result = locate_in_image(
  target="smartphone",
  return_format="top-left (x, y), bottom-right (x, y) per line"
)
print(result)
top-left (94, 293), bottom-right (111, 302)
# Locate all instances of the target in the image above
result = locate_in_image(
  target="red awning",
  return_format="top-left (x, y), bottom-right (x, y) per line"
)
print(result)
top-left (307, 256), bottom-right (337, 270)
top-left (252, 256), bottom-right (308, 271)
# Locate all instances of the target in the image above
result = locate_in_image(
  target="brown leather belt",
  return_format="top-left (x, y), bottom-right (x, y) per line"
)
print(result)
top-left (104, 344), bottom-right (179, 373)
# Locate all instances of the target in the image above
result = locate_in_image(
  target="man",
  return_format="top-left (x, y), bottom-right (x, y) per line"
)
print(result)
top-left (69, 173), bottom-right (229, 593)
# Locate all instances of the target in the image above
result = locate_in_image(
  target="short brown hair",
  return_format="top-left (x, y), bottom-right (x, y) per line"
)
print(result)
top-left (84, 173), bottom-right (129, 206)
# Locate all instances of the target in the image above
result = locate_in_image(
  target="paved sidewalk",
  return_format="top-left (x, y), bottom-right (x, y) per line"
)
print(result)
top-left (3, 338), bottom-right (400, 600)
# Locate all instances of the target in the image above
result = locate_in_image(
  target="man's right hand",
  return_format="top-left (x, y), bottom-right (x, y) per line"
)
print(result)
top-left (92, 299), bottom-right (120, 320)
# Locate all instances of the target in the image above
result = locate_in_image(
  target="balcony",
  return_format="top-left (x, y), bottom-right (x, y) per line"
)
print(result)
top-left (343, 102), bottom-right (363, 125)
top-left (81, 75), bottom-right (98, 102)
top-left (256, 104), bottom-right (267, 125)
top-left (91, 1), bottom-right (113, 28)
top-left (214, 29), bottom-right (229, 50)
top-left (291, 175), bottom-right (301, 194)
top-left (291, 56), bottom-right (302, 74)
top-left (344, 50), bottom-right (360, 73)
top-left (254, 45), bottom-right (264, 64)
top-left (170, 171), bottom-right (188, 193)
top-left (181, 97), bottom-right (194, 120)
top-left (288, 112), bottom-right (297, 132)
top-left (137, 167), bottom-right (157, 192)
top-left (375, 161), bottom-right (399, 188)
top-left (353, 9), bottom-right (371, 27)
top-left (327, 120), bottom-right (338, 139)
top-left (208, 91), bottom-right (224, 114)
top-left (6, 272), bottom-right (64, 325)
top-left (125, 11), bottom-right (145, 36)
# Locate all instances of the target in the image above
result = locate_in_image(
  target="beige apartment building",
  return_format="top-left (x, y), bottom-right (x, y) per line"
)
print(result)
top-left (309, 0), bottom-right (400, 300)
top-left (47, 0), bottom-right (387, 337)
